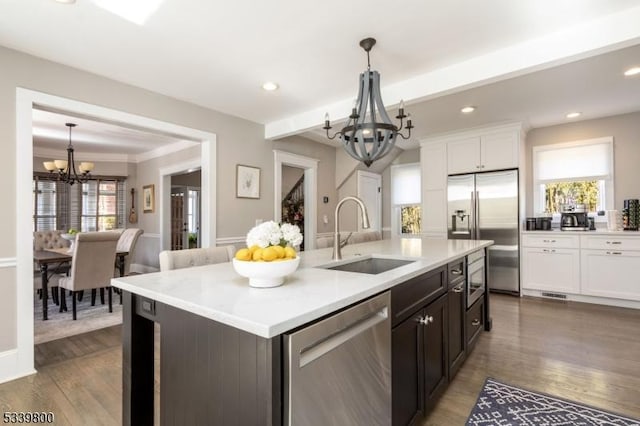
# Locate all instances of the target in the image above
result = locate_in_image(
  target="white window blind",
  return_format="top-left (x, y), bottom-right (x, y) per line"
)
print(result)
top-left (391, 163), bottom-right (421, 205)
top-left (534, 138), bottom-right (613, 183)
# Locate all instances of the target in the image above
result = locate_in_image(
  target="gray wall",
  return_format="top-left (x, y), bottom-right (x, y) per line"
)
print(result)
top-left (282, 165), bottom-right (304, 198)
top-left (525, 111), bottom-right (640, 216)
top-left (172, 170), bottom-right (201, 187)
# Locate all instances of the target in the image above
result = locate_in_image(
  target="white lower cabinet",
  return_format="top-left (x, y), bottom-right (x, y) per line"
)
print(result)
top-left (581, 249), bottom-right (640, 301)
top-left (522, 232), bottom-right (640, 306)
top-left (522, 247), bottom-right (580, 294)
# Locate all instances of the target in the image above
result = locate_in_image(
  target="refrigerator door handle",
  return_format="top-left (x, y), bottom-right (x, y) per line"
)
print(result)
top-left (475, 191), bottom-right (480, 240)
top-left (470, 191), bottom-right (476, 240)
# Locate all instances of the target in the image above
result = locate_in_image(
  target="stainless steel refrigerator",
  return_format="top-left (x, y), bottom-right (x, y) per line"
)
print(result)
top-left (447, 169), bottom-right (519, 294)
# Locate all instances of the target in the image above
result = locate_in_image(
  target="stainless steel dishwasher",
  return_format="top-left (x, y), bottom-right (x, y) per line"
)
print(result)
top-left (284, 291), bottom-right (391, 426)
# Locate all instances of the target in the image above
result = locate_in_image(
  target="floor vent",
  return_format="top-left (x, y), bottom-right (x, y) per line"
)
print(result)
top-left (541, 292), bottom-right (567, 299)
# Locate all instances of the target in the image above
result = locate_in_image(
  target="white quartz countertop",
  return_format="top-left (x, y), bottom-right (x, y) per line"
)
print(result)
top-left (521, 230), bottom-right (640, 236)
top-left (112, 238), bottom-right (492, 338)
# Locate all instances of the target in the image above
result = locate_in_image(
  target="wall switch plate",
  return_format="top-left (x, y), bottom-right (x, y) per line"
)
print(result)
top-left (323, 214), bottom-right (329, 224)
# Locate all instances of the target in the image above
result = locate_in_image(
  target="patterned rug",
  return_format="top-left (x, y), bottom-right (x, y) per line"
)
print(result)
top-left (467, 378), bottom-right (640, 426)
top-left (34, 287), bottom-right (122, 345)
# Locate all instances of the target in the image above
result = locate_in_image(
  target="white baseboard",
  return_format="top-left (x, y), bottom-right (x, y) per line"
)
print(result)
top-left (0, 257), bottom-right (17, 269)
top-left (0, 349), bottom-right (36, 384)
top-left (521, 289), bottom-right (640, 310)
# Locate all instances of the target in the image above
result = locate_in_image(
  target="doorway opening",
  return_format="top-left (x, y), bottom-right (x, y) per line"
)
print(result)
top-left (171, 170), bottom-right (201, 250)
top-left (273, 151), bottom-right (318, 251)
top-left (281, 166), bottom-right (305, 250)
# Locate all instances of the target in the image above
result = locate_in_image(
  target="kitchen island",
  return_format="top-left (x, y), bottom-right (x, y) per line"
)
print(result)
top-left (112, 237), bottom-right (493, 426)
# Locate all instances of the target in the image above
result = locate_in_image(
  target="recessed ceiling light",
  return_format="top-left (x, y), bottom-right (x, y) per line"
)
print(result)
top-left (92, 0), bottom-right (163, 25)
top-left (54, 0), bottom-right (76, 3)
top-left (461, 106), bottom-right (476, 114)
top-left (262, 82), bottom-right (279, 91)
top-left (566, 112), bottom-right (581, 119)
top-left (624, 66), bottom-right (640, 77)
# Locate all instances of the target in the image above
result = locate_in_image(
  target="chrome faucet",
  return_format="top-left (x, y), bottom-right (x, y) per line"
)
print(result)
top-left (333, 196), bottom-right (370, 261)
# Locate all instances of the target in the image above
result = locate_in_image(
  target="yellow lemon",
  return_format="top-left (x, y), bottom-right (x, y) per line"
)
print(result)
top-left (234, 248), bottom-right (251, 261)
top-left (262, 246), bottom-right (278, 261)
top-left (252, 248), bottom-right (264, 261)
top-left (248, 245), bottom-right (261, 254)
top-left (284, 246), bottom-right (296, 259)
top-left (272, 245), bottom-right (285, 259)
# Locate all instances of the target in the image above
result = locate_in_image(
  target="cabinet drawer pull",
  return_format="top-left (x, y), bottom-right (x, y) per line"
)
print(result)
top-left (542, 249), bottom-right (556, 253)
top-left (452, 286), bottom-right (464, 293)
top-left (471, 319), bottom-right (480, 326)
top-left (606, 241), bottom-right (622, 245)
top-left (418, 315), bottom-right (434, 325)
top-left (451, 268), bottom-right (463, 276)
top-left (606, 251), bottom-right (622, 255)
top-left (542, 239), bottom-right (556, 243)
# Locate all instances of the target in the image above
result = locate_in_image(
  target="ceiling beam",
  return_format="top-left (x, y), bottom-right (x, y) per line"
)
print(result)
top-left (264, 6), bottom-right (640, 140)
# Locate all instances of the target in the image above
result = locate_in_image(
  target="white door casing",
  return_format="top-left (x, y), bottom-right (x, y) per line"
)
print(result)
top-left (14, 88), bottom-right (216, 384)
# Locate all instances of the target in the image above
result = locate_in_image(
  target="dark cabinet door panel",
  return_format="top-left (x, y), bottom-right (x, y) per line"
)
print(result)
top-left (448, 282), bottom-right (466, 379)
top-left (423, 294), bottom-right (448, 412)
top-left (392, 313), bottom-right (424, 426)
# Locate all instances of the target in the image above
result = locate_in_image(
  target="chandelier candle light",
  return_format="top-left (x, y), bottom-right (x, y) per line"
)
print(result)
top-left (324, 37), bottom-right (413, 167)
top-left (43, 123), bottom-right (94, 185)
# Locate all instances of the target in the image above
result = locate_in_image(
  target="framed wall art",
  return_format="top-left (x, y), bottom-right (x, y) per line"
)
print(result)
top-left (236, 165), bottom-right (260, 199)
top-left (142, 184), bottom-right (155, 213)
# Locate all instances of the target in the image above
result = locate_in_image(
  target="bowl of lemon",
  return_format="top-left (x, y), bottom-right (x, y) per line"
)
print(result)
top-left (232, 245), bottom-right (300, 288)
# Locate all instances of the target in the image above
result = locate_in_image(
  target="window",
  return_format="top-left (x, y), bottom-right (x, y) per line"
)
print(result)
top-left (533, 137), bottom-right (613, 216)
top-left (33, 174), bottom-right (126, 232)
top-left (391, 163), bottom-right (421, 234)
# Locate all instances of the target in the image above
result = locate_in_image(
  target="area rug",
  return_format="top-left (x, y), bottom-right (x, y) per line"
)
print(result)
top-left (34, 289), bottom-right (122, 345)
top-left (467, 378), bottom-right (640, 426)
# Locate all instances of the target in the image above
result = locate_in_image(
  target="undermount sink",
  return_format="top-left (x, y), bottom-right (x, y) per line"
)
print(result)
top-left (319, 256), bottom-right (415, 275)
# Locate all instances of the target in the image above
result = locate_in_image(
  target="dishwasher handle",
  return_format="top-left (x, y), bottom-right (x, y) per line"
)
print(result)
top-left (299, 307), bottom-right (388, 368)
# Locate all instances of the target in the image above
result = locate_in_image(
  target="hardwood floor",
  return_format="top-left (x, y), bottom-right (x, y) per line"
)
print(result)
top-left (424, 294), bottom-right (640, 425)
top-left (0, 294), bottom-right (638, 425)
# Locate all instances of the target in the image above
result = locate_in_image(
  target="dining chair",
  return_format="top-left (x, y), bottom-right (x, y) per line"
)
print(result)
top-left (33, 230), bottom-right (71, 305)
top-left (158, 246), bottom-right (236, 272)
top-left (58, 231), bottom-right (120, 320)
top-left (116, 228), bottom-right (144, 276)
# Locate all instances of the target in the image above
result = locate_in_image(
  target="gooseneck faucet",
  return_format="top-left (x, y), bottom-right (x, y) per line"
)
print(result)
top-left (333, 196), bottom-right (370, 261)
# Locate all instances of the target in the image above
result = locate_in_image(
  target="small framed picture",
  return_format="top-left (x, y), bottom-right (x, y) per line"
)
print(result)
top-left (236, 165), bottom-right (261, 199)
top-left (142, 184), bottom-right (155, 213)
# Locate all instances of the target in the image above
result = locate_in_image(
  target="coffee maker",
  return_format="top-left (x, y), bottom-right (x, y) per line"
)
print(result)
top-left (560, 204), bottom-right (589, 231)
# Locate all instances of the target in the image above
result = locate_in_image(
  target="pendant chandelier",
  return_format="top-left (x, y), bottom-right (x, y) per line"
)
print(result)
top-left (324, 37), bottom-right (413, 167)
top-left (43, 123), bottom-right (94, 185)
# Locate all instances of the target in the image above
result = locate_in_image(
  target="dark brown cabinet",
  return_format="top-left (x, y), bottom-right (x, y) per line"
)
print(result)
top-left (392, 267), bottom-right (447, 425)
top-left (447, 259), bottom-right (466, 380)
top-left (466, 297), bottom-right (485, 350)
top-left (423, 293), bottom-right (448, 412)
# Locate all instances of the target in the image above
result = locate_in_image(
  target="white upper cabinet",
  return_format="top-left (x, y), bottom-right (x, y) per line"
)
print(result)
top-left (447, 129), bottom-right (520, 174)
top-left (446, 137), bottom-right (480, 175)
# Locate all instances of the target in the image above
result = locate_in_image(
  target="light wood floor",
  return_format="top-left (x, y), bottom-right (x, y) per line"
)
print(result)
top-left (0, 294), bottom-right (638, 425)
top-left (425, 294), bottom-right (640, 425)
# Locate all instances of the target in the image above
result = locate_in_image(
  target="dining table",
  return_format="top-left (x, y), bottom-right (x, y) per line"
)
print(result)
top-left (33, 248), bottom-right (128, 320)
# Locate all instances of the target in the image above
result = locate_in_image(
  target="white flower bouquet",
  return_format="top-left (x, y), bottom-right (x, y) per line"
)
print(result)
top-left (233, 221), bottom-right (303, 288)
top-left (246, 221), bottom-right (303, 249)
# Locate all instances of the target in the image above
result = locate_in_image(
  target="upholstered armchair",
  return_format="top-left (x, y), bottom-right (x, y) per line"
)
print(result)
top-left (58, 232), bottom-right (120, 320)
top-left (116, 228), bottom-right (144, 276)
top-left (159, 246), bottom-right (236, 272)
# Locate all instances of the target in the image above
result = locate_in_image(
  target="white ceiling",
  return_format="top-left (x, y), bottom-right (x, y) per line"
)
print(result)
top-left (2, 1), bottom-right (640, 154)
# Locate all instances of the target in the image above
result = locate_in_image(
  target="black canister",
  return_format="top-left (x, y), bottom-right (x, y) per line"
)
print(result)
top-left (526, 218), bottom-right (536, 230)
top-left (535, 217), bottom-right (552, 230)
